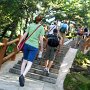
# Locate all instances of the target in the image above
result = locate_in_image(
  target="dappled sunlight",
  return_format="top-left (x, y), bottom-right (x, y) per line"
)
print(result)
top-left (0, 74), bottom-right (19, 83)
top-left (61, 69), bottom-right (69, 73)
top-left (60, 63), bottom-right (68, 67)
top-left (0, 0), bottom-right (90, 90)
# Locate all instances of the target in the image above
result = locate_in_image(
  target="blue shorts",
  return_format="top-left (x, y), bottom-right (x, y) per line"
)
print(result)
top-left (23, 44), bottom-right (39, 62)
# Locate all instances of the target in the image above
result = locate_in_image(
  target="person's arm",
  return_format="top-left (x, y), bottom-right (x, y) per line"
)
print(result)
top-left (56, 41), bottom-right (61, 55)
top-left (56, 36), bottom-right (63, 53)
top-left (66, 25), bottom-right (69, 33)
top-left (57, 44), bottom-right (60, 52)
top-left (39, 25), bottom-right (45, 52)
top-left (44, 38), bottom-right (48, 49)
top-left (39, 35), bottom-right (44, 52)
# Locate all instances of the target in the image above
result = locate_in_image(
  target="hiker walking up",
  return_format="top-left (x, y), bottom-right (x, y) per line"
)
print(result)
top-left (75, 26), bottom-right (84, 47)
top-left (44, 29), bottom-right (61, 74)
top-left (46, 21), bottom-right (58, 38)
top-left (83, 26), bottom-right (89, 38)
top-left (60, 20), bottom-right (68, 45)
top-left (17, 15), bottom-right (45, 87)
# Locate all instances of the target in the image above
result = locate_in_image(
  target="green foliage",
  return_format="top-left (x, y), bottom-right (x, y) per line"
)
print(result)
top-left (6, 43), bottom-right (16, 55)
top-left (64, 50), bottom-right (90, 90)
top-left (64, 73), bottom-right (90, 90)
top-left (75, 51), bottom-right (90, 66)
top-left (0, 0), bottom-right (90, 40)
top-left (64, 73), bottom-right (78, 90)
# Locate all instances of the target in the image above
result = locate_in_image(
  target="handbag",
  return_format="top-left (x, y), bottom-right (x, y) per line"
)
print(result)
top-left (18, 24), bottom-right (42, 51)
top-left (18, 39), bottom-right (26, 51)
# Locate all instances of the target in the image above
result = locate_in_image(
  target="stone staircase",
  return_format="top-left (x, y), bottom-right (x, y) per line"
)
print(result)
top-left (9, 45), bottom-right (69, 84)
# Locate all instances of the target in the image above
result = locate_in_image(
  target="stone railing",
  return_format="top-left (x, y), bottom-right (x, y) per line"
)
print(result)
top-left (55, 48), bottom-right (78, 90)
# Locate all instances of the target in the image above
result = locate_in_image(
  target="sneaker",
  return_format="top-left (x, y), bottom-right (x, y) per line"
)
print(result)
top-left (44, 68), bottom-right (49, 76)
top-left (46, 70), bottom-right (49, 76)
top-left (47, 68), bottom-right (50, 74)
top-left (44, 68), bottom-right (48, 71)
top-left (19, 75), bottom-right (25, 87)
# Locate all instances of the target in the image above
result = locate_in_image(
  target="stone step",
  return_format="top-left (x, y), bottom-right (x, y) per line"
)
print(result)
top-left (9, 68), bottom-right (56, 84)
top-left (19, 57), bottom-right (63, 65)
top-left (13, 63), bottom-right (59, 74)
top-left (17, 60), bottom-right (61, 70)
top-left (32, 62), bottom-right (60, 70)
top-left (39, 46), bottom-right (69, 61)
top-left (32, 64), bottom-right (59, 74)
top-left (9, 45), bottom-right (70, 84)
top-left (17, 46), bottom-right (69, 66)
top-left (66, 39), bottom-right (76, 48)
top-left (12, 64), bottom-right (58, 79)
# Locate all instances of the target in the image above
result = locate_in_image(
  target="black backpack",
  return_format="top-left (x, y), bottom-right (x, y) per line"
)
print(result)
top-left (47, 34), bottom-right (60, 47)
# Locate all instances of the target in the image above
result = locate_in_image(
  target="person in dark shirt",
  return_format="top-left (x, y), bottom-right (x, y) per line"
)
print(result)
top-left (84, 27), bottom-right (88, 37)
top-left (44, 29), bottom-right (61, 74)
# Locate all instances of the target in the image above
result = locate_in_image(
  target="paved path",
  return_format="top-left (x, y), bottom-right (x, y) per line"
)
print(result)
top-left (0, 53), bottom-right (55, 90)
top-left (0, 39), bottom-right (78, 90)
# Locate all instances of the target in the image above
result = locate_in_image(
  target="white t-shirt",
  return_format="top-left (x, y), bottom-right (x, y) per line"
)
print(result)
top-left (48, 25), bottom-right (57, 34)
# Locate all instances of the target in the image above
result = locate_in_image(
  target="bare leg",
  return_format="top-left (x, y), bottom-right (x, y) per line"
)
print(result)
top-left (47, 61), bottom-right (53, 70)
top-left (23, 61), bottom-right (32, 77)
top-left (62, 37), bottom-right (65, 45)
top-left (21, 59), bottom-right (27, 75)
top-left (45, 60), bottom-right (49, 68)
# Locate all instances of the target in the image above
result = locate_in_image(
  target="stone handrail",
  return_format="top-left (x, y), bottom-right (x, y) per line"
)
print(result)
top-left (55, 48), bottom-right (78, 90)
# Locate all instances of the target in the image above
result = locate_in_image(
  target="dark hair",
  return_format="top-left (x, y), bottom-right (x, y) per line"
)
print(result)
top-left (34, 15), bottom-right (42, 24)
top-left (54, 22), bottom-right (57, 25)
top-left (53, 29), bottom-right (58, 33)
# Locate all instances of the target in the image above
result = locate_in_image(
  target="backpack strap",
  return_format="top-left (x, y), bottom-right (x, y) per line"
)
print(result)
top-left (48, 25), bottom-right (56, 34)
top-left (25, 24), bottom-right (42, 41)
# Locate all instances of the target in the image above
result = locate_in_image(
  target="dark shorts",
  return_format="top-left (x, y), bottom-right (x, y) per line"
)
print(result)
top-left (44, 45), bottom-right (57, 61)
top-left (23, 44), bottom-right (39, 62)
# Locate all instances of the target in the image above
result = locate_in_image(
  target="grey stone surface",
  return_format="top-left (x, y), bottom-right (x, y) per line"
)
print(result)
top-left (0, 74), bottom-right (44, 90)
top-left (0, 39), bottom-right (78, 90)
top-left (56, 48), bottom-right (78, 90)
top-left (43, 82), bottom-right (55, 90)
top-left (9, 68), bottom-right (56, 84)
top-left (9, 44), bottom-right (70, 84)
top-left (0, 59), bottom-right (53, 90)
top-left (0, 53), bottom-right (56, 90)
top-left (12, 64), bottom-right (58, 78)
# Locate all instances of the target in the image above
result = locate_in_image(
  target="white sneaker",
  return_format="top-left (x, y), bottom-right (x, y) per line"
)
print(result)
top-left (47, 68), bottom-right (50, 74)
top-left (44, 68), bottom-right (50, 73)
top-left (44, 68), bottom-right (48, 71)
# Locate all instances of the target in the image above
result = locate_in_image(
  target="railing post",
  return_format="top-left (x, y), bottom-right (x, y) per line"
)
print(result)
top-left (83, 36), bottom-right (90, 54)
top-left (0, 38), bottom-right (8, 68)
top-left (11, 35), bottom-right (21, 60)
